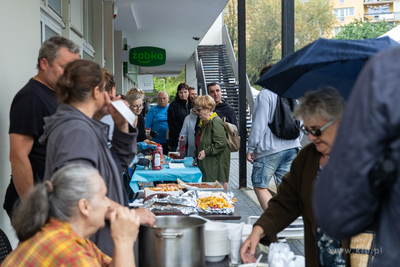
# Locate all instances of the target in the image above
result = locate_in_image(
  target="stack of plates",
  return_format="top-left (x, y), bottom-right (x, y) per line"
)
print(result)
top-left (204, 222), bottom-right (229, 262)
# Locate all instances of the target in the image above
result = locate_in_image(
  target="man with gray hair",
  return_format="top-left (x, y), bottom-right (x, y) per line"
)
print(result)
top-left (3, 36), bottom-right (80, 218)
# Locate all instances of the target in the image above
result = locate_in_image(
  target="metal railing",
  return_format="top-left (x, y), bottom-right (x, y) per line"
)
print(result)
top-left (221, 24), bottom-right (254, 114)
top-left (194, 49), bottom-right (207, 96)
top-left (364, 11), bottom-right (400, 21)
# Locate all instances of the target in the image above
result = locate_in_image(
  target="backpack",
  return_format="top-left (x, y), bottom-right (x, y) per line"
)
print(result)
top-left (222, 117), bottom-right (240, 152)
top-left (268, 96), bottom-right (300, 140)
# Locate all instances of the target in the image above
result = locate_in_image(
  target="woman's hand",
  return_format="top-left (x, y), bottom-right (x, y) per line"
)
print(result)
top-left (240, 225), bottom-right (264, 263)
top-left (109, 207), bottom-right (140, 267)
top-left (135, 207), bottom-right (156, 227)
top-left (198, 150), bottom-right (206, 160)
top-left (192, 157), bottom-right (198, 166)
top-left (105, 93), bottom-right (129, 133)
top-left (110, 207), bottom-right (140, 245)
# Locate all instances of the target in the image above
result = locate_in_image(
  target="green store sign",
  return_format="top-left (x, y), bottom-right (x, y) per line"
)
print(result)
top-left (129, 46), bottom-right (166, 66)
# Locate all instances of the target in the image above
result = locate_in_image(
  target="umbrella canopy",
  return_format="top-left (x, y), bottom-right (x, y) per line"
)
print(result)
top-left (255, 37), bottom-right (398, 100)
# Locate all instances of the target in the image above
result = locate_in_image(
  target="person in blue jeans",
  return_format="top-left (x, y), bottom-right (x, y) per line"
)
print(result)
top-left (246, 64), bottom-right (302, 210)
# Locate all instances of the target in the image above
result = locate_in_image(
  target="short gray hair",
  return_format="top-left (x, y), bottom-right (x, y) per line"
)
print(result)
top-left (37, 36), bottom-right (80, 70)
top-left (12, 164), bottom-right (100, 242)
top-left (128, 93), bottom-right (143, 105)
top-left (293, 87), bottom-right (345, 122)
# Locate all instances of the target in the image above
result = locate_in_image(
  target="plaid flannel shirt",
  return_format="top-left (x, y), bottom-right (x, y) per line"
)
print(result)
top-left (1, 217), bottom-right (111, 266)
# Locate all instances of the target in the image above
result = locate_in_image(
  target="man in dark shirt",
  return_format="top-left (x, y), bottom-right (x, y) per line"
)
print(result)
top-left (4, 36), bottom-right (80, 218)
top-left (207, 82), bottom-right (238, 127)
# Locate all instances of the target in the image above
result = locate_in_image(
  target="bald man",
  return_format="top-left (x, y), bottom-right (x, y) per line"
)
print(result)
top-left (145, 91), bottom-right (169, 153)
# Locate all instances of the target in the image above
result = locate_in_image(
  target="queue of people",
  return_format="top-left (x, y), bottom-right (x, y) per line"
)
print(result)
top-left (1, 35), bottom-right (236, 266)
top-left (6, 35), bottom-right (390, 267)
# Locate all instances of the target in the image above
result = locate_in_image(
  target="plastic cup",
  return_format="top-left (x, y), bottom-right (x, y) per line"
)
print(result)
top-left (229, 239), bottom-right (242, 266)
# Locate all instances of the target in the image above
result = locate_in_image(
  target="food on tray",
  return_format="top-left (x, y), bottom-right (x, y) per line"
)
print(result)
top-left (147, 140), bottom-right (158, 146)
top-left (169, 153), bottom-right (185, 159)
top-left (197, 196), bottom-right (234, 210)
top-left (149, 184), bottom-right (179, 192)
top-left (144, 193), bottom-right (170, 202)
top-left (186, 183), bottom-right (215, 188)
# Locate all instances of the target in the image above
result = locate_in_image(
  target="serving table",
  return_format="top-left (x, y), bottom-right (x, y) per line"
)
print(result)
top-left (152, 208), bottom-right (242, 221)
top-left (129, 157), bottom-right (202, 192)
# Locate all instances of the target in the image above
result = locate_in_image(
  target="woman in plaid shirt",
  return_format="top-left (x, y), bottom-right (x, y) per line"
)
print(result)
top-left (1, 164), bottom-right (140, 267)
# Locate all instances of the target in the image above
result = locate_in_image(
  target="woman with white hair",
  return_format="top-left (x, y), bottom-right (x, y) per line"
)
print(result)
top-left (240, 87), bottom-right (352, 267)
top-left (2, 164), bottom-right (140, 266)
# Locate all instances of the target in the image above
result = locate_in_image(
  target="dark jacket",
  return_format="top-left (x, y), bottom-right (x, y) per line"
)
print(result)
top-left (168, 98), bottom-right (191, 147)
top-left (214, 98), bottom-right (238, 127)
top-left (314, 45), bottom-right (400, 267)
top-left (255, 143), bottom-right (350, 267)
top-left (194, 113), bottom-right (230, 183)
top-left (131, 114), bottom-right (146, 142)
top-left (39, 103), bottom-right (137, 256)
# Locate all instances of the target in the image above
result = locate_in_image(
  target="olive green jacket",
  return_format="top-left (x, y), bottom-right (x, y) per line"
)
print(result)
top-left (195, 113), bottom-right (230, 183)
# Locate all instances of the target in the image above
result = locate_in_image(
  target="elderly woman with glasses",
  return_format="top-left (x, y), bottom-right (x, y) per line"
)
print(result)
top-left (193, 95), bottom-right (230, 191)
top-left (127, 93), bottom-right (147, 142)
top-left (240, 87), bottom-right (352, 267)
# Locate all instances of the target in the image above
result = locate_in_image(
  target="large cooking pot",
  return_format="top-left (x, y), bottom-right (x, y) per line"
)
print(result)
top-left (139, 215), bottom-right (206, 267)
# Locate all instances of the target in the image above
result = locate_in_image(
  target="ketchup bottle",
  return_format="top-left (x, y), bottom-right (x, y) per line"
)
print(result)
top-left (152, 144), bottom-right (163, 170)
top-left (179, 136), bottom-right (186, 157)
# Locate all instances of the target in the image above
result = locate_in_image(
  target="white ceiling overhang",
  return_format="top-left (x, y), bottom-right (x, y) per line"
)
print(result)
top-left (113, 0), bottom-right (229, 76)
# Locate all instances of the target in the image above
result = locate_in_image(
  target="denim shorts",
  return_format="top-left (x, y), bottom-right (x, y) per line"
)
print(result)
top-left (251, 148), bottom-right (298, 188)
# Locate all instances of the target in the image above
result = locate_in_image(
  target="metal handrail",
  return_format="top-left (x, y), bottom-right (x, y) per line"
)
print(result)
top-left (194, 49), bottom-right (207, 96)
top-left (221, 24), bottom-right (254, 114)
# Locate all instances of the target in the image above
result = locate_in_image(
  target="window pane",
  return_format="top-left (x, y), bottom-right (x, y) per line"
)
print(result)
top-left (45, 25), bottom-right (59, 41)
top-left (334, 9), bottom-right (339, 17)
top-left (83, 51), bottom-right (93, 61)
top-left (349, 8), bottom-right (354, 16)
top-left (48, 0), bottom-right (62, 15)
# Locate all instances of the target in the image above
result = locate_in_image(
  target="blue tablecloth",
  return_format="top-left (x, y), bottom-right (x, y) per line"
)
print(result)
top-left (129, 157), bottom-right (202, 193)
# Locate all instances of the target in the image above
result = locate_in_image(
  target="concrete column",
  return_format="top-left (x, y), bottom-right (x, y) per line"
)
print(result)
top-left (61, 0), bottom-right (72, 39)
top-left (104, 1), bottom-right (114, 73)
top-left (114, 31), bottom-right (124, 95)
top-left (92, 0), bottom-right (104, 67)
top-left (186, 53), bottom-right (198, 90)
top-left (0, 0), bottom-right (40, 249)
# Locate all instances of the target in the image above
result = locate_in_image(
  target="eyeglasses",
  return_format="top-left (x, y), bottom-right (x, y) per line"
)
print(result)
top-left (300, 118), bottom-right (337, 137)
top-left (195, 108), bottom-right (202, 113)
top-left (132, 105), bottom-right (144, 109)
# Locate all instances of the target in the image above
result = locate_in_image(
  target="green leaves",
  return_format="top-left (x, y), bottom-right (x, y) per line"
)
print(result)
top-left (224, 0), bottom-right (336, 85)
top-left (334, 19), bottom-right (394, 40)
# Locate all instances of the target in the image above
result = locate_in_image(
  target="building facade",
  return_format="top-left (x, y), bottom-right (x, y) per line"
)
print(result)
top-left (0, 0), bottom-right (227, 248)
top-left (332, 0), bottom-right (400, 36)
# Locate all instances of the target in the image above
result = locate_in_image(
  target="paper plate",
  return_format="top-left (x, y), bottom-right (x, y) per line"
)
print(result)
top-left (111, 100), bottom-right (136, 127)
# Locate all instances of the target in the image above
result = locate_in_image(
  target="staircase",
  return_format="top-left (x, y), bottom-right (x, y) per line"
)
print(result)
top-left (197, 45), bottom-right (252, 138)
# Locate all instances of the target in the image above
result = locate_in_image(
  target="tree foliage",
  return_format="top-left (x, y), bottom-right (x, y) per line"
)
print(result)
top-left (224, 0), bottom-right (336, 85)
top-left (153, 68), bottom-right (186, 102)
top-left (334, 19), bottom-right (394, 40)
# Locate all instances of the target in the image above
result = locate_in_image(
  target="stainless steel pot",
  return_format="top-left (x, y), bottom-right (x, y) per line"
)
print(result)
top-left (139, 215), bottom-right (206, 267)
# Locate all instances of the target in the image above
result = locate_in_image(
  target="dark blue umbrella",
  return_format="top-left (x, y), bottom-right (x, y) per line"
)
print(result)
top-left (255, 37), bottom-right (398, 100)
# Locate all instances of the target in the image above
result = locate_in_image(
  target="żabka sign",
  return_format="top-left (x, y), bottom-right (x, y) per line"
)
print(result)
top-left (129, 46), bottom-right (166, 67)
